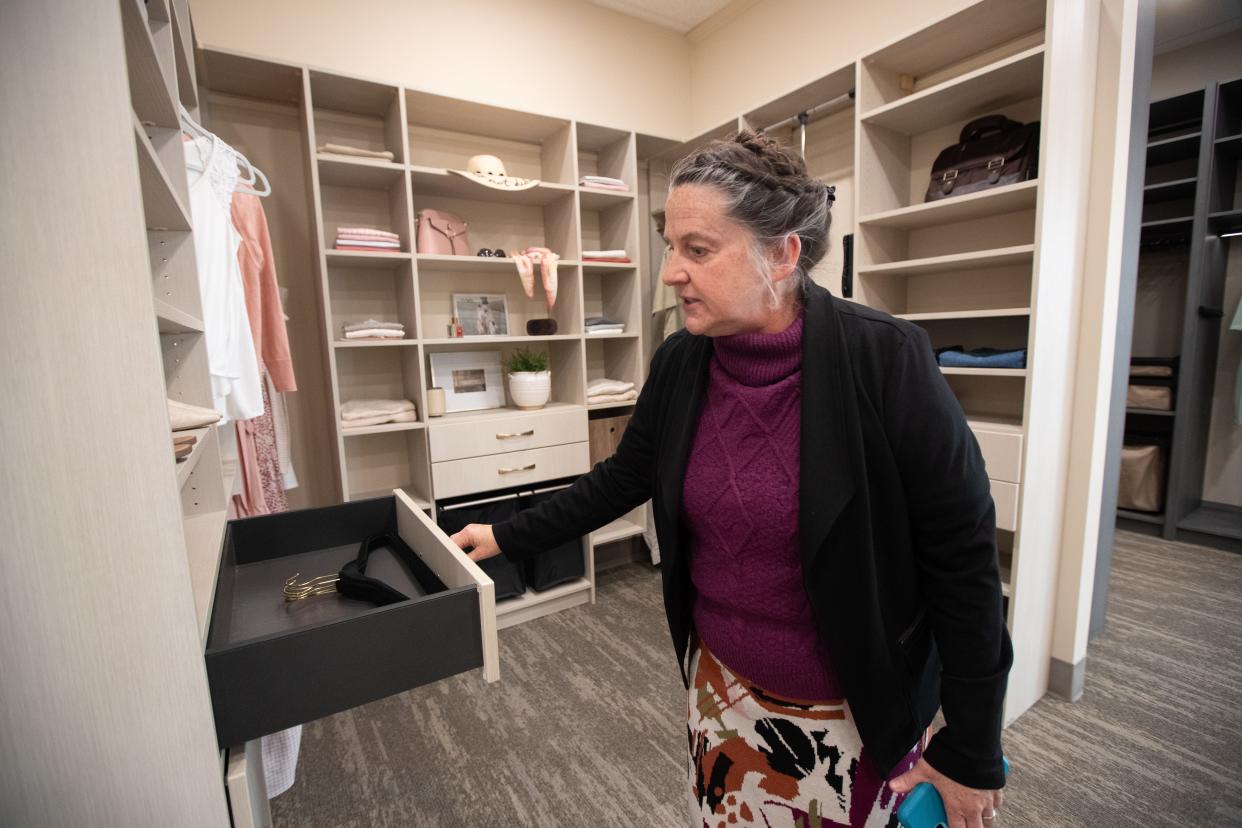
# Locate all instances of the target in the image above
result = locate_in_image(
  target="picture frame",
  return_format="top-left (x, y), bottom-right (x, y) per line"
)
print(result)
top-left (429, 350), bottom-right (506, 413)
top-left (453, 293), bottom-right (510, 336)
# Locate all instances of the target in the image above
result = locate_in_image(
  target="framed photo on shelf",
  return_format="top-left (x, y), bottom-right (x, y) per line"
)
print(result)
top-left (453, 293), bottom-right (510, 336)
top-left (429, 350), bottom-right (506, 413)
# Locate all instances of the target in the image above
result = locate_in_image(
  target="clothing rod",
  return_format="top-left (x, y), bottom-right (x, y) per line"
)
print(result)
top-left (759, 89), bottom-right (856, 135)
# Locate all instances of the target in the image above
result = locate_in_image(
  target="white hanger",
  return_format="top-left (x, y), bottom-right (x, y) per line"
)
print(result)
top-left (180, 105), bottom-right (272, 197)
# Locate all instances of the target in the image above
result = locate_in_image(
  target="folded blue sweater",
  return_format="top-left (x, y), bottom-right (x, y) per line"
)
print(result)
top-left (938, 348), bottom-right (1027, 369)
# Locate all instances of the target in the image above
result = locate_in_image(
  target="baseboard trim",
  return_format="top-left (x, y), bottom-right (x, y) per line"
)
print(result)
top-left (1048, 656), bottom-right (1086, 701)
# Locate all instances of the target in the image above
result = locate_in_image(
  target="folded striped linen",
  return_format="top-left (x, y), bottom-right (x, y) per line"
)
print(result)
top-left (582, 249), bottom-right (628, 258)
top-left (340, 410), bottom-right (419, 429)
top-left (344, 329), bottom-right (404, 339)
top-left (336, 227), bottom-right (400, 240)
top-left (587, 378), bottom-right (635, 396)
top-left (344, 319), bottom-right (405, 333)
top-left (335, 240), bottom-right (401, 250)
top-left (336, 235), bottom-right (401, 244)
top-left (319, 144), bottom-right (395, 161)
top-left (587, 389), bottom-right (638, 404)
top-left (581, 175), bottom-right (626, 186)
top-left (937, 347), bottom-right (1027, 369)
top-left (341, 398), bottom-right (416, 421)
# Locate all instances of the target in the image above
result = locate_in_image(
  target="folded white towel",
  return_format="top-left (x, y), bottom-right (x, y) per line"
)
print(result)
top-left (336, 227), bottom-right (400, 240)
top-left (344, 319), bottom-right (405, 333)
top-left (344, 329), bottom-right (404, 339)
top-left (587, 378), bottom-right (635, 396)
top-left (335, 238), bottom-right (401, 249)
top-left (581, 175), bottom-right (626, 186)
top-left (341, 398), bottom-right (416, 421)
top-left (588, 390), bottom-right (638, 405)
top-left (340, 410), bottom-right (419, 429)
top-left (586, 326), bottom-right (625, 334)
top-left (582, 249), bottom-right (627, 258)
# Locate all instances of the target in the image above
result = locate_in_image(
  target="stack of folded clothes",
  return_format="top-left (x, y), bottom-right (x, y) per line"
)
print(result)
top-left (340, 398), bottom-right (418, 429)
top-left (587, 377), bottom-right (637, 405)
top-left (582, 249), bottom-right (631, 263)
top-left (342, 319), bottom-right (406, 341)
top-left (936, 346), bottom-right (1027, 369)
top-left (167, 398), bottom-right (223, 431)
top-left (318, 143), bottom-right (395, 162)
top-left (335, 227), bottom-right (401, 252)
top-left (579, 175), bottom-right (629, 192)
top-left (585, 316), bottom-right (625, 335)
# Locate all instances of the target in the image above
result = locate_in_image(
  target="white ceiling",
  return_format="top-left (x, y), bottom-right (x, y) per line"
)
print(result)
top-left (587, 0), bottom-right (1242, 50)
top-left (583, 0), bottom-right (737, 33)
top-left (1154, 0), bottom-right (1242, 54)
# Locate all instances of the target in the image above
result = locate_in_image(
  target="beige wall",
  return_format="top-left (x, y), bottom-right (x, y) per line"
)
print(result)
top-left (686, 0), bottom-right (969, 134)
top-left (190, 0), bottom-right (692, 139)
top-left (1150, 26), bottom-right (1242, 100)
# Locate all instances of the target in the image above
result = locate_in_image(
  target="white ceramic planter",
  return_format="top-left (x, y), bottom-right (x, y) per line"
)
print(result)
top-left (508, 371), bottom-right (551, 410)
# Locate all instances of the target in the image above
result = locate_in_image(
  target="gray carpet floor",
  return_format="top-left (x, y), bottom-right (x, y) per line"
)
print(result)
top-left (272, 530), bottom-right (1242, 826)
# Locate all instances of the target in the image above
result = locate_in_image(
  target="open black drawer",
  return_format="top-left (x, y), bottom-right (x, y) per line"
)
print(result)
top-left (205, 490), bottom-right (499, 748)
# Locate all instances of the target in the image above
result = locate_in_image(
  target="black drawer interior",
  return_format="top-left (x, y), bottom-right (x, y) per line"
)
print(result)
top-left (206, 497), bottom-right (482, 747)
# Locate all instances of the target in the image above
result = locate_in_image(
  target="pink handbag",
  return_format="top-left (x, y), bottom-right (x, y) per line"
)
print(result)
top-left (416, 209), bottom-right (471, 255)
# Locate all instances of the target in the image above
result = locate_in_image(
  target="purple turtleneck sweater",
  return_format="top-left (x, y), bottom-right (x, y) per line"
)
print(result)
top-left (684, 312), bottom-right (840, 701)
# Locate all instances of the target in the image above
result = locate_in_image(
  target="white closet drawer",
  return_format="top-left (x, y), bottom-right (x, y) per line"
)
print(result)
top-left (969, 422), bottom-right (1024, 484)
top-left (991, 480), bottom-right (1019, 532)
top-left (428, 407), bottom-right (588, 463)
top-left (432, 442), bottom-right (590, 499)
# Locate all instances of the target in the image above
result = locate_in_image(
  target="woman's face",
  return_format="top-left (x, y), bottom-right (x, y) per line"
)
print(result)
top-left (661, 184), bottom-right (792, 337)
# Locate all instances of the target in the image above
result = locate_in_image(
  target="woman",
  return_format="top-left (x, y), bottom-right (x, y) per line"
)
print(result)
top-left (450, 131), bottom-right (1011, 828)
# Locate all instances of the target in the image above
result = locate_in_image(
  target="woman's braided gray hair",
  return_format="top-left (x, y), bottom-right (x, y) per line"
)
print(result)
top-left (669, 130), bottom-right (834, 307)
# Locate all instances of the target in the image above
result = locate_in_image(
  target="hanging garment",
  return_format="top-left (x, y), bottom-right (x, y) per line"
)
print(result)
top-left (185, 135), bottom-right (264, 421)
top-left (264, 370), bottom-right (298, 491)
top-left (232, 367), bottom-right (288, 517)
top-left (261, 726), bottom-right (302, 799)
top-left (230, 191), bottom-right (297, 393)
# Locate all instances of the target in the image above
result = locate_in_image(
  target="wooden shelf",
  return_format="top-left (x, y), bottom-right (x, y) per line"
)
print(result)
top-left (1117, 507), bottom-right (1163, 526)
top-left (333, 338), bottom-right (416, 348)
top-left (858, 244), bottom-right (1034, 277)
top-left (121, 0), bottom-right (178, 128)
top-left (324, 249), bottom-right (412, 268)
top-left (896, 307), bottom-right (1030, 321)
top-left (155, 299), bottom-right (204, 333)
top-left (494, 577), bottom-right (592, 629)
top-left (184, 507), bottom-right (229, 646)
top-left (174, 427), bottom-right (213, 489)
top-left (859, 180), bottom-right (1039, 230)
top-left (1177, 502), bottom-right (1242, 541)
top-left (169, 0), bottom-right (197, 110)
top-left (415, 254), bottom-right (581, 273)
top-left (409, 166), bottom-right (576, 206)
top-left (584, 331), bottom-right (637, 339)
top-left (348, 487), bottom-right (433, 511)
top-left (966, 414), bottom-right (1024, 433)
top-left (1142, 177), bottom-right (1196, 203)
top-left (1126, 408), bottom-right (1175, 417)
top-left (587, 400), bottom-right (638, 412)
top-left (1215, 133), bottom-right (1242, 157)
top-left (340, 421), bottom-right (425, 437)
top-left (1208, 208), bottom-right (1242, 236)
top-left (578, 187), bottom-right (635, 210)
top-left (860, 45), bottom-right (1045, 135)
top-left (133, 117), bottom-right (191, 231)
top-left (429, 401), bottom-right (582, 426)
top-left (583, 261), bottom-right (637, 274)
top-left (1145, 132), bottom-right (1200, 166)
top-left (592, 517), bottom-right (645, 546)
top-left (940, 367), bottom-right (1027, 377)
top-left (317, 155), bottom-right (405, 189)
top-left (422, 335), bottom-right (580, 346)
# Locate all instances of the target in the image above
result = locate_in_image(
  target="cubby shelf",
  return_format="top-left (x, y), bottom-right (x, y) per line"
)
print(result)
top-left (1126, 408), bottom-right (1176, 417)
top-left (333, 339), bottom-right (417, 348)
top-left (1142, 177), bottom-right (1196, 203)
top-left (582, 262), bottom-right (637, 273)
top-left (1146, 132), bottom-right (1200, 166)
top-left (1215, 133), bottom-right (1242, 157)
top-left (585, 331), bottom-right (638, 339)
top-left (858, 244), bottom-right (1035, 277)
top-left (422, 335), bottom-right (579, 346)
top-left (121, 0), bottom-right (178, 128)
top-left (587, 400), bottom-right (638, 412)
top-left (340, 421), bottom-right (425, 437)
top-left (858, 180), bottom-right (1039, 229)
top-left (578, 188), bottom-right (635, 210)
top-left (317, 155), bottom-right (406, 188)
top-left (155, 299), bottom-right (204, 333)
top-left (185, 506), bottom-right (229, 645)
top-left (896, 307), bottom-right (1030, 321)
top-left (592, 517), bottom-right (645, 545)
top-left (175, 427), bottom-right (213, 488)
top-left (409, 166), bottom-right (576, 206)
top-left (860, 45), bottom-right (1045, 135)
top-left (133, 117), bottom-right (191, 231)
top-left (324, 249), bottom-right (412, 267)
top-left (1117, 508), bottom-right (1163, 526)
top-left (494, 577), bottom-right (592, 629)
top-left (415, 254), bottom-right (583, 272)
top-left (940, 367), bottom-right (1028, 377)
top-left (1208, 208), bottom-right (1242, 235)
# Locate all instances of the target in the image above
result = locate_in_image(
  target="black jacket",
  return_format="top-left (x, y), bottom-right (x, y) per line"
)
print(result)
top-left (494, 284), bottom-right (1012, 789)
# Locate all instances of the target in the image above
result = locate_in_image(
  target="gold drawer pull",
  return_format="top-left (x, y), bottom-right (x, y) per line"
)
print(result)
top-left (498, 463), bottom-right (536, 474)
top-left (495, 430), bottom-right (535, 439)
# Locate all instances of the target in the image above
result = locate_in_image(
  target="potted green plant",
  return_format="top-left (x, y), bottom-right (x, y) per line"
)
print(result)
top-left (506, 347), bottom-right (551, 410)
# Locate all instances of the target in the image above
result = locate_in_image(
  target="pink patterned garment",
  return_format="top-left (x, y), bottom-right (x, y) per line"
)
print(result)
top-left (233, 367), bottom-right (288, 517)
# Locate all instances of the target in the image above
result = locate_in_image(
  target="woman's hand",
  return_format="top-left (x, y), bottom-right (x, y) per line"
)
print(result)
top-left (889, 758), bottom-right (1003, 827)
top-left (449, 523), bottom-right (501, 563)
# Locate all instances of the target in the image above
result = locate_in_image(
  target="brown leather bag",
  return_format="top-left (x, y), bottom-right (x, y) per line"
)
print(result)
top-left (925, 115), bottom-right (1039, 201)
top-left (415, 208), bottom-right (471, 255)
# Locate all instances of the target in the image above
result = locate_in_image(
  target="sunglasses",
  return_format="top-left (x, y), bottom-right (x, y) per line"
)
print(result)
top-left (476, 248), bottom-right (507, 258)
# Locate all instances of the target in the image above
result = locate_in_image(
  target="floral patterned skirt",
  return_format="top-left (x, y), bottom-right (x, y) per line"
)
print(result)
top-left (687, 643), bottom-right (924, 828)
